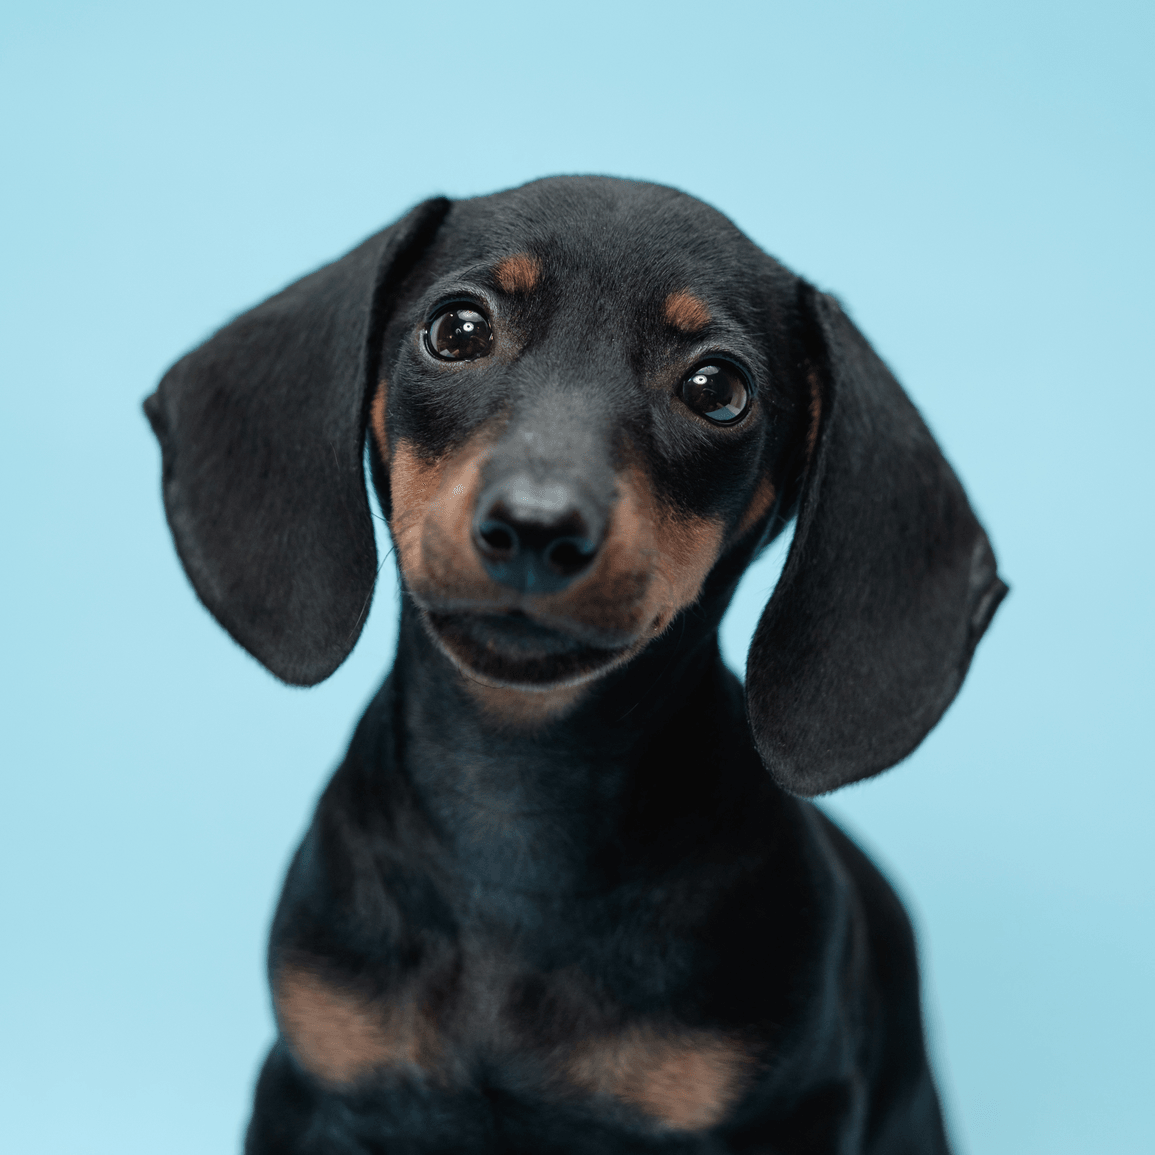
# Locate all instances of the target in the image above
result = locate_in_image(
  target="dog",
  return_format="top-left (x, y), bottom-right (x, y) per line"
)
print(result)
top-left (145, 176), bottom-right (1006, 1153)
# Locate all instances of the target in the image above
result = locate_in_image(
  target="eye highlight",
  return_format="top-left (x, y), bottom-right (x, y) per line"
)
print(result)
top-left (680, 362), bottom-right (750, 424)
top-left (425, 304), bottom-right (493, 361)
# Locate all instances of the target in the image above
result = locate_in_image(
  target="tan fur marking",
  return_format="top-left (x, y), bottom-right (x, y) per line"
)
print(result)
top-left (403, 461), bottom-right (723, 656)
top-left (577, 467), bottom-right (725, 641)
top-left (390, 439), bottom-right (470, 588)
top-left (391, 440), bottom-right (724, 708)
top-left (651, 514), bottom-right (725, 632)
top-left (567, 1025), bottom-right (753, 1132)
top-left (274, 962), bottom-right (438, 1087)
top-left (466, 680), bottom-right (588, 728)
top-left (494, 253), bottom-right (541, 295)
top-left (393, 445), bottom-right (723, 645)
top-left (637, 471), bottom-right (726, 637)
top-left (370, 379), bottom-right (388, 457)
top-left (735, 476), bottom-right (776, 540)
top-left (663, 290), bottom-right (711, 333)
top-left (806, 369), bottom-right (822, 459)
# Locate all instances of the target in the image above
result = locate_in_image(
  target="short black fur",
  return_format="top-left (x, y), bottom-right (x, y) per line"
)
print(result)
top-left (146, 176), bottom-right (1006, 1153)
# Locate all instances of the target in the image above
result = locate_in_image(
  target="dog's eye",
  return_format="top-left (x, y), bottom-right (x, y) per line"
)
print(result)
top-left (426, 305), bottom-right (493, 361)
top-left (680, 363), bottom-right (750, 424)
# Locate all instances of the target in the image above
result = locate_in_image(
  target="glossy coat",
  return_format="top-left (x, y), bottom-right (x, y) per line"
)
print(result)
top-left (146, 177), bottom-right (1005, 1152)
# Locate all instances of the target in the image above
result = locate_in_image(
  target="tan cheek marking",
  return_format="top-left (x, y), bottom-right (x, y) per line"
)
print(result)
top-left (392, 432), bottom-right (509, 606)
top-left (494, 253), bottom-right (540, 294)
top-left (734, 476), bottom-right (776, 540)
top-left (369, 379), bottom-right (388, 457)
top-left (579, 471), bottom-right (655, 611)
top-left (632, 470), bottom-right (725, 635)
top-left (389, 440), bottom-right (451, 585)
top-left (649, 512), bottom-right (725, 634)
top-left (567, 1026), bottom-right (754, 1132)
top-left (274, 963), bottom-right (438, 1087)
top-left (588, 468), bottom-right (724, 640)
top-left (663, 290), bottom-right (711, 333)
top-left (417, 445), bottom-right (494, 590)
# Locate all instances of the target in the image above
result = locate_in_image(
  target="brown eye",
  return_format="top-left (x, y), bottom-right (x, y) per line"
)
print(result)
top-left (426, 305), bottom-right (493, 361)
top-left (680, 362), bottom-right (750, 424)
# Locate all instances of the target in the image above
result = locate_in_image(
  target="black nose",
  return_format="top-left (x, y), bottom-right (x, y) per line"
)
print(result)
top-left (472, 474), bottom-right (604, 593)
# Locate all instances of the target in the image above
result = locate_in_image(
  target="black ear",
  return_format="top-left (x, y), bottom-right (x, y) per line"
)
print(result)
top-left (746, 284), bottom-right (1007, 796)
top-left (144, 197), bottom-right (451, 685)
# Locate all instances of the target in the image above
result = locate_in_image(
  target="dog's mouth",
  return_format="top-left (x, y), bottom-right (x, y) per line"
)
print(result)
top-left (421, 608), bottom-right (643, 689)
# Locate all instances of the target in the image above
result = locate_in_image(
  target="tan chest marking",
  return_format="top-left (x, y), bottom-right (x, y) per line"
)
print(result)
top-left (274, 962), bottom-right (439, 1088)
top-left (566, 1025), bottom-right (754, 1132)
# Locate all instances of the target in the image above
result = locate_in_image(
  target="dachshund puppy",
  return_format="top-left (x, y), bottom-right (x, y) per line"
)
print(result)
top-left (146, 176), bottom-right (1005, 1154)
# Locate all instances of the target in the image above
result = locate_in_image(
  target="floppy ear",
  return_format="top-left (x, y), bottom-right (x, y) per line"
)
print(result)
top-left (144, 197), bottom-right (451, 686)
top-left (746, 284), bottom-right (1007, 796)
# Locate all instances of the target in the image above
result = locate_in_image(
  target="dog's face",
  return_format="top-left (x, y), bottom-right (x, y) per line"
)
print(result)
top-left (369, 183), bottom-right (807, 693)
top-left (145, 176), bottom-right (1005, 795)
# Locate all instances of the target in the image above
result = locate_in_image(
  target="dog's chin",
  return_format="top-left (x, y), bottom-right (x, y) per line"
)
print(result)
top-left (423, 610), bottom-right (641, 691)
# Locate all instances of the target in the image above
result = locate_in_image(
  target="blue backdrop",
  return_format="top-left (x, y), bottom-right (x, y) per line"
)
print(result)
top-left (2, 2), bottom-right (1151, 1151)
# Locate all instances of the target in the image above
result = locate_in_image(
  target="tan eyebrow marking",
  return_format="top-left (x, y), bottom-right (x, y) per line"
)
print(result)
top-left (663, 290), bottom-right (711, 333)
top-left (493, 253), bottom-right (541, 294)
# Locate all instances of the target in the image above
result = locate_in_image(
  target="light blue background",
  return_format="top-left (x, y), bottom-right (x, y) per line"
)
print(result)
top-left (2, 2), bottom-right (1151, 1151)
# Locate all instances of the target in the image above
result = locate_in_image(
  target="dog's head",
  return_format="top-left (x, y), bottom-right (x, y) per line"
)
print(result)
top-left (146, 177), bottom-right (1005, 795)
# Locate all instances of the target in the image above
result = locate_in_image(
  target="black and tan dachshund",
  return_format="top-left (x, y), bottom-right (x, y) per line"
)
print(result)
top-left (146, 176), bottom-right (1006, 1154)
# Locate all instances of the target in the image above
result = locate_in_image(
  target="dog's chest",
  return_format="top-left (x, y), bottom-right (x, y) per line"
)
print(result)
top-left (273, 937), bottom-right (757, 1134)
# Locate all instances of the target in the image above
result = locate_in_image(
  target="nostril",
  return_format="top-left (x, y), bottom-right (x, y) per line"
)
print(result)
top-left (477, 520), bottom-right (518, 557)
top-left (472, 475), bottom-right (606, 592)
top-left (544, 537), bottom-right (595, 576)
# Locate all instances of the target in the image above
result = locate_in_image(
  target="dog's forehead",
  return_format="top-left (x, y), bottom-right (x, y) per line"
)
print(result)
top-left (437, 177), bottom-right (771, 301)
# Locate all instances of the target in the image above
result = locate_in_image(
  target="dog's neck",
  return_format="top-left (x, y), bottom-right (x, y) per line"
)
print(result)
top-left (387, 588), bottom-right (751, 903)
